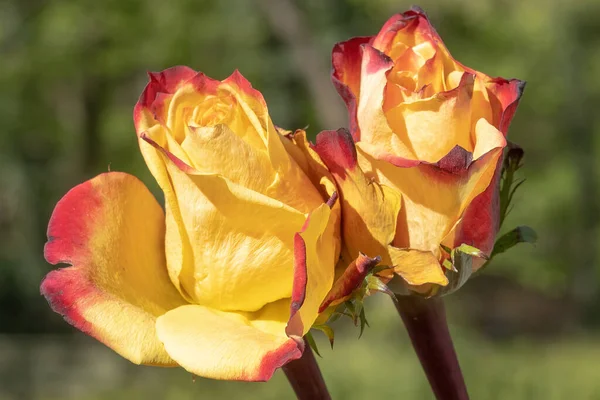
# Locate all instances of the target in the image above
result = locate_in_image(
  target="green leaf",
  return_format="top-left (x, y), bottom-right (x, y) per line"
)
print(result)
top-left (304, 331), bottom-right (321, 357)
top-left (312, 324), bottom-right (335, 349)
top-left (490, 225), bottom-right (537, 259)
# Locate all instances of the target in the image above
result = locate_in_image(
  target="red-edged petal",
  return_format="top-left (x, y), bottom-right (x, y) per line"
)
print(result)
top-left (155, 304), bottom-right (304, 381)
top-left (486, 78), bottom-right (526, 135)
top-left (315, 128), bottom-right (447, 287)
top-left (332, 36), bottom-right (372, 142)
top-left (133, 66), bottom-right (198, 127)
top-left (313, 128), bottom-right (358, 178)
top-left (286, 192), bottom-right (339, 336)
top-left (371, 7), bottom-right (443, 56)
top-left (319, 253), bottom-right (381, 313)
top-left (42, 172), bottom-right (186, 365)
top-left (446, 156), bottom-right (502, 267)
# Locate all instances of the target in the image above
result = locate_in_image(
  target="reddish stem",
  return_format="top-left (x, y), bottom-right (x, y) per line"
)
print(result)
top-left (282, 343), bottom-right (331, 400)
top-left (394, 295), bottom-right (469, 400)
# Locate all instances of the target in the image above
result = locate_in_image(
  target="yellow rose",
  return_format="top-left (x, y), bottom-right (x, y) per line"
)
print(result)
top-left (41, 67), bottom-right (340, 381)
top-left (316, 8), bottom-right (524, 294)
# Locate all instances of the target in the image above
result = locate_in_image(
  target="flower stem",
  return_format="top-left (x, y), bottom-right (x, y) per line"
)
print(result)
top-left (394, 295), bottom-right (469, 400)
top-left (282, 342), bottom-right (331, 400)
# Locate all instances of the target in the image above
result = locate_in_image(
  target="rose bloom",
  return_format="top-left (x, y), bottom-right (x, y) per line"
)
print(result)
top-left (315, 8), bottom-right (524, 293)
top-left (41, 67), bottom-right (341, 380)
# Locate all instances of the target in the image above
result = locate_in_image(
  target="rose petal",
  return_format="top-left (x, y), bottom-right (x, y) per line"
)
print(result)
top-left (332, 36), bottom-right (372, 141)
top-left (41, 172), bottom-right (187, 365)
top-left (156, 303), bottom-right (303, 381)
top-left (486, 78), bottom-right (526, 134)
top-left (318, 253), bottom-right (382, 313)
top-left (315, 129), bottom-right (401, 258)
top-left (287, 197), bottom-right (339, 335)
top-left (387, 247), bottom-right (448, 286)
top-left (384, 73), bottom-right (476, 163)
top-left (357, 130), bottom-right (505, 257)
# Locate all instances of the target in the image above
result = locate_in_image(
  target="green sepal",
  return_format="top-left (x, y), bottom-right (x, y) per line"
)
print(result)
top-left (436, 244), bottom-right (487, 296)
top-left (358, 307), bottom-right (369, 338)
top-left (312, 265), bottom-right (396, 340)
top-left (312, 324), bottom-right (335, 349)
top-left (499, 143), bottom-right (525, 228)
top-left (304, 331), bottom-right (321, 357)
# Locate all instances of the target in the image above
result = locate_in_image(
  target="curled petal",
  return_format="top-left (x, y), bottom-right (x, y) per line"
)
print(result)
top-left (384, 73), bottom-right (476, 163)
top-left (42, 172), bottom-right (186, 365)
top-left (486, 78), bottom-right (526, 134)
top-left (372, 7), bottom-right (443, 56)
top-left (315, 129), bottom-right (401, 263)
top-left (319, 253), bottom-right (381, 313)
top-left (388, 247), bottom-right (448, 286)
top-left (358, 119), bottom-right (506, 256)
top-left (287, 195), bottom-right (339, 336)
top-left (156, 303), bottom-right (303, 381)
top-left (134, 66), bottom-right (199, 133)
top-left (332, 36), bottom-right (372, 142)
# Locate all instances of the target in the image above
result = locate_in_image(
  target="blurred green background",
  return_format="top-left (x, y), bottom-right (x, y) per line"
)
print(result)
top-left (1, 0), bottom-right (600, 398)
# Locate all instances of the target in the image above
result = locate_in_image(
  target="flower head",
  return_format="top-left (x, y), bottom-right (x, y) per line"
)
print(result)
top-left (42, 67), bottom-right (341, 380)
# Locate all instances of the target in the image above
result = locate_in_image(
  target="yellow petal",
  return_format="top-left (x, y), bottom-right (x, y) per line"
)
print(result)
top-left (356, 45), bottom-right (416, 160)
top-left (180, 124), bottom-right (276, 192)
top-left (140, 137), bottom-right (309, 312)
top-left (384, 73), bottom-right (475, 163)
top-left (180, 124), bottom-right (324, 215)
top-left (314, 129), bottom-right (401, 264)
top-left (357, 127), bottom-right (505, 256)
top-left (388, 247), bottom-right (448, 286)
top-left (288, 201), bottom-right (339, 335)
top-left (42, 172), bottom-right (186, 365)
top-left (156, 304), bottom-right (303, 381)
top-left (280, 129), bottom-right (339, 206)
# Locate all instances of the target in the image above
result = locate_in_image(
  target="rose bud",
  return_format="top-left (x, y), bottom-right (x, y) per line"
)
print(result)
top-left (315, 8), bottom-right (524, 295)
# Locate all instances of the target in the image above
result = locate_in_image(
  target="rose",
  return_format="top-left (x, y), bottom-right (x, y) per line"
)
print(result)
top-left (41, 67), bottom-right (341, 381)
top-left (315, 8), bottom-right (524, 293)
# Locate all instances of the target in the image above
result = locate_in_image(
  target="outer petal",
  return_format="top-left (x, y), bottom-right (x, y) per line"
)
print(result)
top-left (287, 197), bottom-right (339, 335)
top-left (314, 129), bottom-right (448, 286)
top-left (387, 247), bottom-right (448, 287)
top-left (315, 129), bottom-right (400, 259)
top-left (443, 159), bottom-right (501, 273)
top-left (318, 253), bottom-right (381, 312)
top-left (443, 81), bottom-right (524, 271)
top-left (41, 172), bottom-right (186, 365)
top-left (358, 118), bottom-right (507, 257)
top-left (485, 78), bottom-right (526, 134)
top-left (156, 304), bottom-right (303, 381)
top-left (331, 36), bottom-right (372, 142)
